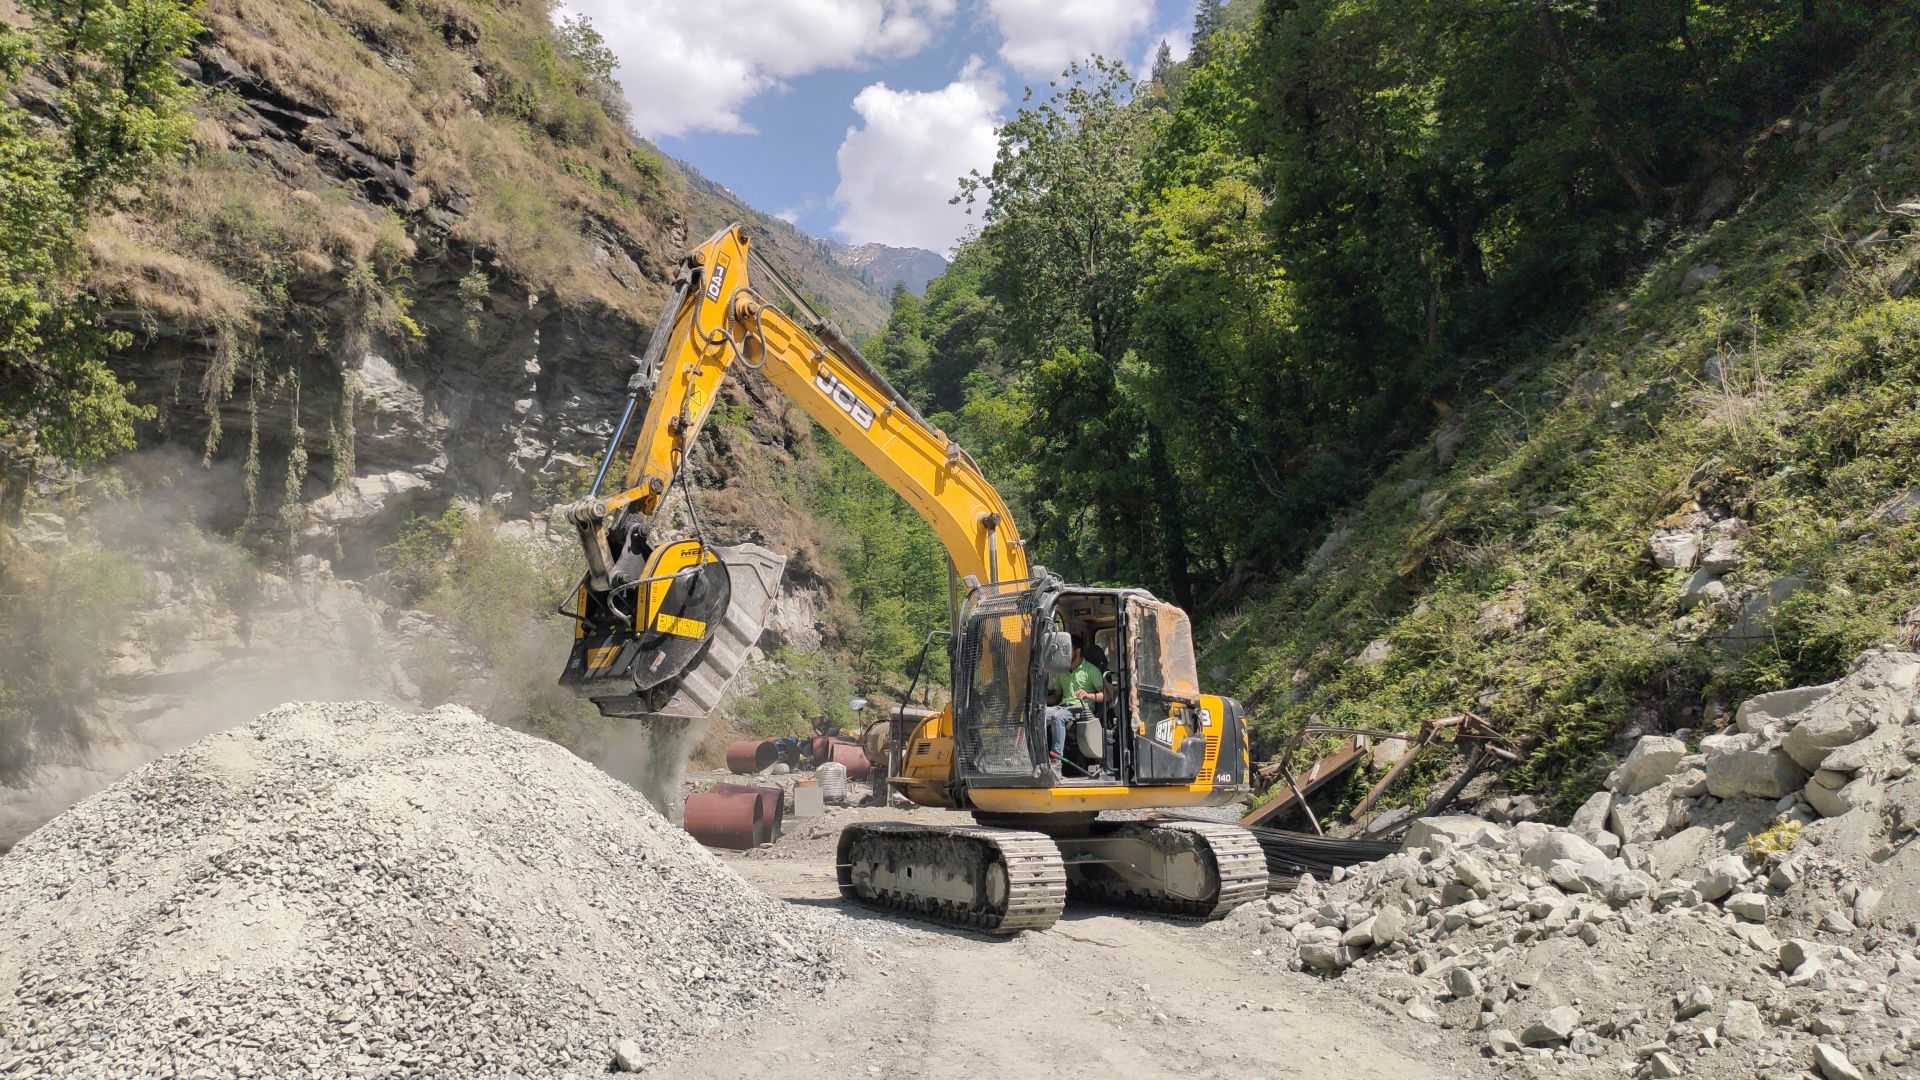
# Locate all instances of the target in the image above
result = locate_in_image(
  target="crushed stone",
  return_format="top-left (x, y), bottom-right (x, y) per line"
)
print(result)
top-left (1221, 647), bottom-right (1920, 1079)
top-left (0, 702), bottom-right (840, 1078)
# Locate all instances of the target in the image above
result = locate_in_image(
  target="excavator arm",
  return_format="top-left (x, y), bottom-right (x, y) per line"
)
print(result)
top-left (557, 224), bottom-right (1026, 719)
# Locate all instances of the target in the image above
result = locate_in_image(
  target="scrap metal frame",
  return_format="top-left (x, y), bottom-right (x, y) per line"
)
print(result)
top-left (1262, 712), bottom-right (1520, 837)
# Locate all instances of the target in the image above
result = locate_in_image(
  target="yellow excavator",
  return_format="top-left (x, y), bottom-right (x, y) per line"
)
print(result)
top-left (556, 225), bottom-right (1262, 933)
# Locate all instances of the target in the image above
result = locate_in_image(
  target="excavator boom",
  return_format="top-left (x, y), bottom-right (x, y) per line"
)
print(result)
top-left (556, 225), bottom-right (1024, 720)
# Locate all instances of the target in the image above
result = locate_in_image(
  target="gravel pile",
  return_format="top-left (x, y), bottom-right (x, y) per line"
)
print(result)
top-left (0, 702), bottom-right (839, 1078)
top-left (1227, 646), bottom-right (1920, 1079)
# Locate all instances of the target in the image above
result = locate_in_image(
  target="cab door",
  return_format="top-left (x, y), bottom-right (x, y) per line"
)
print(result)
top-left (1125, 597), bottom-right (1208, 785)
top-left (952, 593), bottom-right (1044, 783)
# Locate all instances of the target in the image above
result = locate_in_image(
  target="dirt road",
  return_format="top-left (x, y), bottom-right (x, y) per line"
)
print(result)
top-left (665, 808), bottom-right (1471, 1080)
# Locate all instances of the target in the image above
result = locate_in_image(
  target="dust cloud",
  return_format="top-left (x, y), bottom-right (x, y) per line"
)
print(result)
top-left (0, 450), bottom-right (696, 849)
top-left (0, 451), bottom-right (412, 849)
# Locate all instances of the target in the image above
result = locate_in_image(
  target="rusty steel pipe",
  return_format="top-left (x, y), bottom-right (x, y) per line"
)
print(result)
top-left (683, 791), bottom-right (766, 850)
top-left (714, 782), bottom-right (784, 841)
top-left (823, 741), bottom-right (870, 781)
top-left (725, 740), bottom-right (777, 775)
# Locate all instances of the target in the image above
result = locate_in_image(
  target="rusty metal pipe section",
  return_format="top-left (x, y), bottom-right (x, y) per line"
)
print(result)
top-left (823, 742), bottom-right (870, 781)
top-left (725, 740), bottom-right (777, 774)
top-left (683, 791), bottom-right (766, 850)
top-left (714, 782), bottom-right (784, 841)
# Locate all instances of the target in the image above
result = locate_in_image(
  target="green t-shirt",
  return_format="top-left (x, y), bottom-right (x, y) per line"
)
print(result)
top-left (1050, 659), bottom-right (1103, 707)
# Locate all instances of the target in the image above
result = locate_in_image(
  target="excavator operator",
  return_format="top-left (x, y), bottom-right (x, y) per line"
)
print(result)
top-left (1044, 635), bottom-right (1105, 776)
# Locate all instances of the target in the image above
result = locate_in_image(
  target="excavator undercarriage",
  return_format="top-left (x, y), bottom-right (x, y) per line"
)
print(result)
top-left (837, 815), bottom-right (1266, 934)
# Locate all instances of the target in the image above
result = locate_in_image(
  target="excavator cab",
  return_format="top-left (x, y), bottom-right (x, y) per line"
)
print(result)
top-left (951, 582), bottom-right (1228, 790)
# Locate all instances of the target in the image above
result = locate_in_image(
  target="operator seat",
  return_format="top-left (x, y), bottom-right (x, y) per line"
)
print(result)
top-left (1072, 633), bottom-right (1112, 765)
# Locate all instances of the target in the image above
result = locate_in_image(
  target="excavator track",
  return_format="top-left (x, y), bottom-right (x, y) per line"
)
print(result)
top-left (836, 822), bottom-right (1067, 934)
top-left (1063, 820), bottom-right (1267, 920)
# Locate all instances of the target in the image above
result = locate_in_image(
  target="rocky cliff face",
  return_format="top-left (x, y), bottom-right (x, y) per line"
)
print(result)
top-left (0, 0), bottom-right (879, 844)
top-left (78, 0), bottom-right (884, 567)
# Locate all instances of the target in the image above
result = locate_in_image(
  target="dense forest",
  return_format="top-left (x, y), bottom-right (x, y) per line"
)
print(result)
top-left (863, 0), bottom-right (1890, 609)
top-left (834, 0), bottom-right (1920, 795)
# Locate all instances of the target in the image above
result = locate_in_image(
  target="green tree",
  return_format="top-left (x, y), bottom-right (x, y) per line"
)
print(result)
top-left (957, 58), bottom-right (1148, 365)
top-left (955, 58), bottom-right (1202, 602)
top-left (0, 0), bottom-right (201, 493)
top-left (869, 282), bottom-right (931, 399)
top-left (1190, 0), bottom-right (1226, 62)
top-left (551, 12), bottom-right (626, 124)
top-left (1150, 40), bottom-right (1174, 85)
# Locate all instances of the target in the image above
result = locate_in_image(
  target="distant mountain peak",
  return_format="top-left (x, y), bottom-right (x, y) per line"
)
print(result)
top-left (820, 239), bottom-right (948, 296)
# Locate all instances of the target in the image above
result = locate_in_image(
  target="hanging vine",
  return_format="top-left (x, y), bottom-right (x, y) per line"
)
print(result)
top-left (200, 323), bottom-right (242, 466)
top-left (242, 356), bottom-right (261, 526)
top-left (278, 372), bottom-right (308, 550)
top-left (328, 369), bottom-right (358, 494)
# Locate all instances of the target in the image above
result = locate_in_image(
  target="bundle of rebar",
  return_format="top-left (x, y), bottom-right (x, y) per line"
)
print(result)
top-left (1173, 814), bottom-right (1402, 893)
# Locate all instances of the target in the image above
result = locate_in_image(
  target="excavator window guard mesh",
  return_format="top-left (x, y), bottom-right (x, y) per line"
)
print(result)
top-left (958, 607), bottom-right (1037, 777)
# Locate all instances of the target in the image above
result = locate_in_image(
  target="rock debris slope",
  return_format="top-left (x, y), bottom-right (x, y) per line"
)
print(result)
top-left (0, 702), bottom-right (836, 1078)
top-left (1239, 647), bottom-right (1920, 1079)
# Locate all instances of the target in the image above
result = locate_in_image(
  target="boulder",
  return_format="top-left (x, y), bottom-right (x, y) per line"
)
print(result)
top-left (1580, 861), bottom-right (1653, 905)
top-left (1674, 985), bottom-right (1715, 1020)
top-left (1370, 905), bottom-right (1409, 947)
top-left (1820, 725), bottom-right (1903, 773)
top-left (1724, 892), bottom-right (1769, 922)
top-left (1446, 967), bottom-right (1481, 999)
top-left (1645, 827), bottom-right (1715, 881)
top-left (1297, 928), bottom-right (1353, 974)
top-left (1782, 710), bottom-right (1878, 771)
top-left (1804, 776), bottom-right (1870, 819)
top-left (1705, 734), bottom-right (1810, 799)
top-left (1405, 816), bottom-right (1506, 852)
top-left (1507, 820), bottom-right (1551, 852)
top-left (1814, 1044), bottom-right (1864, 1080)
top-left (1341, 916), bottom-right (1378, 949)
top-left (1474, 593), bottom-right (1528, 640)
top-left (1568, 790), bottom-right (1613, 838)
top-left (1735, 681), bottom-right (1839, 733)
top-left (1520, 1005), bottom-right (1581, 1046)
top-left (1609, 784), bottom-right (1689, 845)
top-left (1547, 861), bottom-right (1589, 893)
top-left (1696, 854), bottom-right (1751, 902)
top-left (1649, 529), bottom-right (1702, 570)
top-left (1720, 576), bottom-right (1807, 654)
top-left (1680, 567), bottom-right (1726, 609)
top-left (1719, 1000), bottom-right (1764, 1043)
top-left (1354, 638), bottom-right (1394, 667)
top-left (1522, 831), bottom-right (1605, 871)
top-left (1700, 536), bottom-right (1744, 574)
top-left (1611, 736), bottom-right (1688, 796)
top-left (1670, 766), bottom-right (1709, 798)
top-left (1680, 262), bottom-right (1721, 294)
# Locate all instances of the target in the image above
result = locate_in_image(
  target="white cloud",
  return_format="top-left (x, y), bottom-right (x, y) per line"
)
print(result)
top-left (983, 0), bottom-right (1154, 76)
top-left (559, 0), bottom-right (957, 138)
top-left (832, 60), bottom-right (1003, 252)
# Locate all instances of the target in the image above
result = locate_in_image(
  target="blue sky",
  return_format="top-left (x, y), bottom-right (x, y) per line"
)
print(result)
top-left (557, 1), bottom-right (1203, 255)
